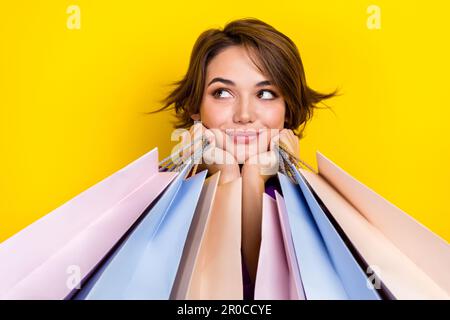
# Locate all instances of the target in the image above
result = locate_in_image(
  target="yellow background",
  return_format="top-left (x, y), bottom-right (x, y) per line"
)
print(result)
top-left (1, 1), bottom-right (449, 243)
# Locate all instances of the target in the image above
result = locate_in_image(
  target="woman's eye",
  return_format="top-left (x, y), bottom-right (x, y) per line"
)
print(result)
top-left (212, 89), bottom-right (233, 99)
top-left (258, 90), bottom-right (277, 100)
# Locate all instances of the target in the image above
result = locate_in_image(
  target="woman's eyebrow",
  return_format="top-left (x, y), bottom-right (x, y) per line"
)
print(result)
top-left (207, 77), bottom-right (235, 87)
top-left (207, 77), bottom-right (273, 87)
top-left (255, 80), bottom-right (272, 87)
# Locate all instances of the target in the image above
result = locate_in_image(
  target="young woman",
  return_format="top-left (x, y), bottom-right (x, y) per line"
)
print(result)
top-left (151, 18), bottom-right (336, 299)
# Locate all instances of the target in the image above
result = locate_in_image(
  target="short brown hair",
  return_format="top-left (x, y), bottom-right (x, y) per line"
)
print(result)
top-left (149, 18), bottom-right (337, 137)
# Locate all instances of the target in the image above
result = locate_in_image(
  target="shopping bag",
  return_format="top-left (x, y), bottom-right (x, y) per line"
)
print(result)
top-left (170, 172), bottom-right (220, 299)
top-left (274, 191), bottom-right (306, 300)
top-left (277, 172), bottom-right (348, 299)
top-left (300, 152), bottom-right (450, 299)
top-left (286, 165), bottom-right (381, 300)
top-left (315, 151), bottom-right (450, 294)
top-left (186, 176), bottom-right (243, 300)
top-left (254, 193), bottom-right (301, 300)
top-left (74, 163), bottom-right (207, 299)
top-left (0, 147), bottom-right (177, 299)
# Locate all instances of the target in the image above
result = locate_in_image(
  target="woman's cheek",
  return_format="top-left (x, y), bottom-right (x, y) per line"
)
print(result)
top-left (201, 103), bottom-right (233, 128)
top-left (259, 104), bottom-right (285, 129)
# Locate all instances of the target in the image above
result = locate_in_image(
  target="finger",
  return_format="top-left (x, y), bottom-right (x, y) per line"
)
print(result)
top-left (211, 128), bottom-right (233, 153)
top-left (203, 128), bottom-right (216, 146)
top-left (280, 130), bottom-right (292, 151)
top-left (258, 150), bottom-right (280, 176)
top-left (187, 124), bottom-right (204, 158)
top-left (269, 129), bottom-right (282, 151)
top-left (203, 146), bottom-right (236, 166)
top-left (277, 129), bottom-right (296, 153)
top-left (286, 129), bottom-right (297, 147)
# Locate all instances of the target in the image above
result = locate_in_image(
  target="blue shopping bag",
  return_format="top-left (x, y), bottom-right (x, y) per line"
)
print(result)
top-left (289, 167), bottom-right (381, 300)
top-left (277, 172), bottom-right (348, 299)
top-left (74, 163), bottom-right (207, 299)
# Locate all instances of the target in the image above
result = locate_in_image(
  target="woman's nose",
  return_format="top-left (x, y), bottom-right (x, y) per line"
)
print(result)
top-left (233, 97), bottom-right (255, 124)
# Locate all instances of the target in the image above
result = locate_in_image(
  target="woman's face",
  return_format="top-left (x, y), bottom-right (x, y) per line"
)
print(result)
top-left (192, 45), bottom-right (286, 163)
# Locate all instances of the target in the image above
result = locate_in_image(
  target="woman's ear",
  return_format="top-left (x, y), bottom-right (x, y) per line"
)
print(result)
top-left (190, 113), bottom-right (200, 121)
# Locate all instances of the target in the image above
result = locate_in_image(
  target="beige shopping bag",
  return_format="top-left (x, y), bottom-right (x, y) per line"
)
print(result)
top-left (300, 151), bottom-right (450, 299)
top-left (170, 172), bottom-right (220, 299)
top-left (186, 175), bottom-right (243, 300)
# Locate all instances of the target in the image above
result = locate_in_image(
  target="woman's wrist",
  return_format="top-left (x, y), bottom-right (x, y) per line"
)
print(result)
top-left (216, 165), bottom-right (240, 185)
top-left (201, 163), bottom-right (240, 185)
top-left (242, 160), bottom-right (275, 184)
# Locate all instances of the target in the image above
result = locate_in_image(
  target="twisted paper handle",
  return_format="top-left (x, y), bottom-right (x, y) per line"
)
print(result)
top-left (159, 135), bottom-right (209, 173)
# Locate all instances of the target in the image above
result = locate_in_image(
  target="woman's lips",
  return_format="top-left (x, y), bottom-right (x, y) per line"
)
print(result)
top-left (226, 130), bottom-right (260, 144)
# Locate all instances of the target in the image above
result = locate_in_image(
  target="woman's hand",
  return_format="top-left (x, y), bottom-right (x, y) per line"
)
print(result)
top-left (242, 128), bottom-right (299, 182)
top-left (273, 128), bottom-right (299, 160)
top-left (182, 123), bottom-right (241, 185)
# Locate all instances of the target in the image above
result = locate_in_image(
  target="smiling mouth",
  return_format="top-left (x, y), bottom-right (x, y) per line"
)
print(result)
top-left (225, 130), bottom-right (261, 144)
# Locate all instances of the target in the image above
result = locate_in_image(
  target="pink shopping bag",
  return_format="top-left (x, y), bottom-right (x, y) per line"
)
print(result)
top-left (0, 148), bottom-right (177, 299)
top-left (254, 193), bottom-right (305, 300)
